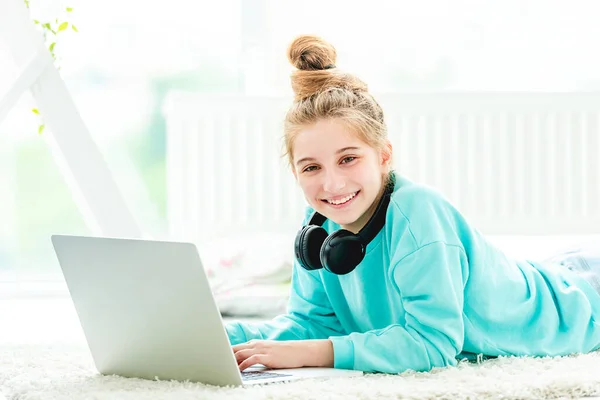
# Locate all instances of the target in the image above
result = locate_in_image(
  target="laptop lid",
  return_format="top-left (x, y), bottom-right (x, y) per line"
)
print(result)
top-left (51, 234), bottom-right (244, 386)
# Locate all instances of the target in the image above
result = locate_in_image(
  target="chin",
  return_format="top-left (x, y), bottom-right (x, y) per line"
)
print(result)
top-left (314, 206), bottom-right (362, 228)
top-left (335, 218), bottom-right (360, 230)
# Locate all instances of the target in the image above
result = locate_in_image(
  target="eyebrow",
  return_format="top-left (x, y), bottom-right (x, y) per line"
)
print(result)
top-left (295, 146), bottom-right (361, 167)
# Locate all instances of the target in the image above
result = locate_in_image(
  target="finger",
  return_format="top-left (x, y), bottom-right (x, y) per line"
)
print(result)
top-left (234, 348), bottom-right (256, 364)
top-left (231, 344), bottom-right (247, 353)
top-left (239, 354), bottom-right (266, 371)
top-left (232, 339), bottom-right (259, 353)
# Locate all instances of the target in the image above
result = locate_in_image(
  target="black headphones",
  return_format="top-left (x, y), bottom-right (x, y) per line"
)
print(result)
top-left (294, 173), bottom-right (395, 275)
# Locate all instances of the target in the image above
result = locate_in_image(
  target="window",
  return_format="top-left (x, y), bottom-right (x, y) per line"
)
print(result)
top-left (1, 0), bottom-right (600, 284)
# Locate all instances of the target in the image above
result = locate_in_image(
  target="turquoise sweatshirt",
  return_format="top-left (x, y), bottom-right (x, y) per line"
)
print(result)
top-left (225, 173), bottom-right (600, 373)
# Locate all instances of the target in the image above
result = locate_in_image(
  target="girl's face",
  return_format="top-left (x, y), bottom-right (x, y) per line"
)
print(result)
top-left (292, 118), bottom-right (391, 233)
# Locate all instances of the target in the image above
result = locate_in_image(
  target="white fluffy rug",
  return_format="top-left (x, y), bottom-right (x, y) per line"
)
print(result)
top-left (2, 344), bottom-right (600, 400)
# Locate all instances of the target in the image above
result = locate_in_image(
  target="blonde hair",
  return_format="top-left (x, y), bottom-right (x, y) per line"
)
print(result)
top-left (282, 35), bottom-right (391, 173)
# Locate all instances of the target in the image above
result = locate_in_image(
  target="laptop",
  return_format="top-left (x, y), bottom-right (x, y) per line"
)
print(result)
top-left (50, 234), bottom-right (363, 386)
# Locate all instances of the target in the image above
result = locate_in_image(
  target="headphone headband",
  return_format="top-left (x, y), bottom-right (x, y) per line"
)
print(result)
top-left (308, 210), bottom-right (327, 226)
top-left (356, 175), bottom-right (394, 243)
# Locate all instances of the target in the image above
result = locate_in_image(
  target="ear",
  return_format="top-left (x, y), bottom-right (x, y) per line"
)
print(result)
top-left (381, 140), bottom-right (393, 171)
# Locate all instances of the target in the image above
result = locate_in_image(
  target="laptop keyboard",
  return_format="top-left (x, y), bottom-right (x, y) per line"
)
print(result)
top-left (241, 371), bottom-right (293, 381)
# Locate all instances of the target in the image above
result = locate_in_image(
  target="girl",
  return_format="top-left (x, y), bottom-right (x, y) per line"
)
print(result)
top-left (226, 35), bottom-right (600, 374)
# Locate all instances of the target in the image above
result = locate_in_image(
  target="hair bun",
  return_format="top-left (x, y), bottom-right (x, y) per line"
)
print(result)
top-left (287, 35), bottom-right (337, 71)
top-left (286, 35), bottom-right (368, 101)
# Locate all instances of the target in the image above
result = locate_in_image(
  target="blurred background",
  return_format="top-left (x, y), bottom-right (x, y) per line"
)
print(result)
top-left (2, 0), bottom-right (600, 285)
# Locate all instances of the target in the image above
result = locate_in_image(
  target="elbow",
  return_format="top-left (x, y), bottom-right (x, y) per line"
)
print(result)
top-left (424, 339), bottom-right (461, 371)
top-left (365, 346), bottom-right (459, 375)
top-left (422, 327), bottom-right (463, 370)
top-left (407, 338), bottom-right (461, 373)
top-left (430, 349), bottom-right (459, 370)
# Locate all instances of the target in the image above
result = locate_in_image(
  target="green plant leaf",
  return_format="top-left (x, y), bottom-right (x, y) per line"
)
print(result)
top-left (66, 7), bottom-right (73, 12)
top-left (32, 108), bottom-right (39, 115)
top-left (49, 42), bottom-right (55, 52)
top-left (58, 22), bottom-right (68, 32)
top-left (72, 24), bottom-right (78, 32)
top-left (38, 124), bottom-right (45, 135)
top-left (33, 19), bottom-right (40, 24)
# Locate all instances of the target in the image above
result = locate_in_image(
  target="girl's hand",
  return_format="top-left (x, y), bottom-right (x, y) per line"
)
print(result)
top-left (232, 339), bottom-right (334, 371)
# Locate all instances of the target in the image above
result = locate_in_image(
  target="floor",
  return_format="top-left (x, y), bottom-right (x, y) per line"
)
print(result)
top-left (1, 296), bottom-right (83, 343)
top-left (2, 295), bottom-right (600, 399)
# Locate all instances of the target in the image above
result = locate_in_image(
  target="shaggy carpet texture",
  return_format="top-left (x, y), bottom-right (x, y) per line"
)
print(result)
top-left (2, 344), bottom-right (600, 399)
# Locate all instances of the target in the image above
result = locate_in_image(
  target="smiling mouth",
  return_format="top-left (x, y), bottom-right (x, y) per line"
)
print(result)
top-left (322, 191), bottom-right (360, 206)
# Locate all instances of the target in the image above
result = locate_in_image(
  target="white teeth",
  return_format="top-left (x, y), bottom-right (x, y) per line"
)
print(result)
top-left (327, 192), bottom-right (357, 205)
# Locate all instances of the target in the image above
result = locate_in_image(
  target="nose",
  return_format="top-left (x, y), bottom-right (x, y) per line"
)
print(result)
top-left (322, 170), bottom-right (346, 193)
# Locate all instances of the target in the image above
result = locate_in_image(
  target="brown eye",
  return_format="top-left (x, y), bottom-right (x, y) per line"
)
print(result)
top-left (341, 156), bottom-right (356, 164)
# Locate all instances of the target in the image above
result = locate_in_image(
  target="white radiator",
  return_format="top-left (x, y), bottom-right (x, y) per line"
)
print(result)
top-left (164, 92), bottom-right (600, 242)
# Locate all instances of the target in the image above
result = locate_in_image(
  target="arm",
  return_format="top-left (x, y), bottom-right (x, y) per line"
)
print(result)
top-left (225, 261), bottom-right (346, 345)
top-left (329, 241), bottom-right (466, 373)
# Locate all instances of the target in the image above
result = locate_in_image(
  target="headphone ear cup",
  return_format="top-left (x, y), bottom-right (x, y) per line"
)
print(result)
top-left (294, 225), bottom-right (329, 271)
top-left (320, 229), bottom-right (366, 275)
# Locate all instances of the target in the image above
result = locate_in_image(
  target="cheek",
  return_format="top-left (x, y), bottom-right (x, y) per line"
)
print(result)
top-left (350, 165), bottom-right (375, 186)
top-left (297, 178), bottom-right (319, 199)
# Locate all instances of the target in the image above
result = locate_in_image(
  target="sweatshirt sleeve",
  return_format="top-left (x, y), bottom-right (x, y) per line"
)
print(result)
top-left (328, 241), bottom-right (466, 373)
top-left (225, 258), bottom-right (346, 345)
